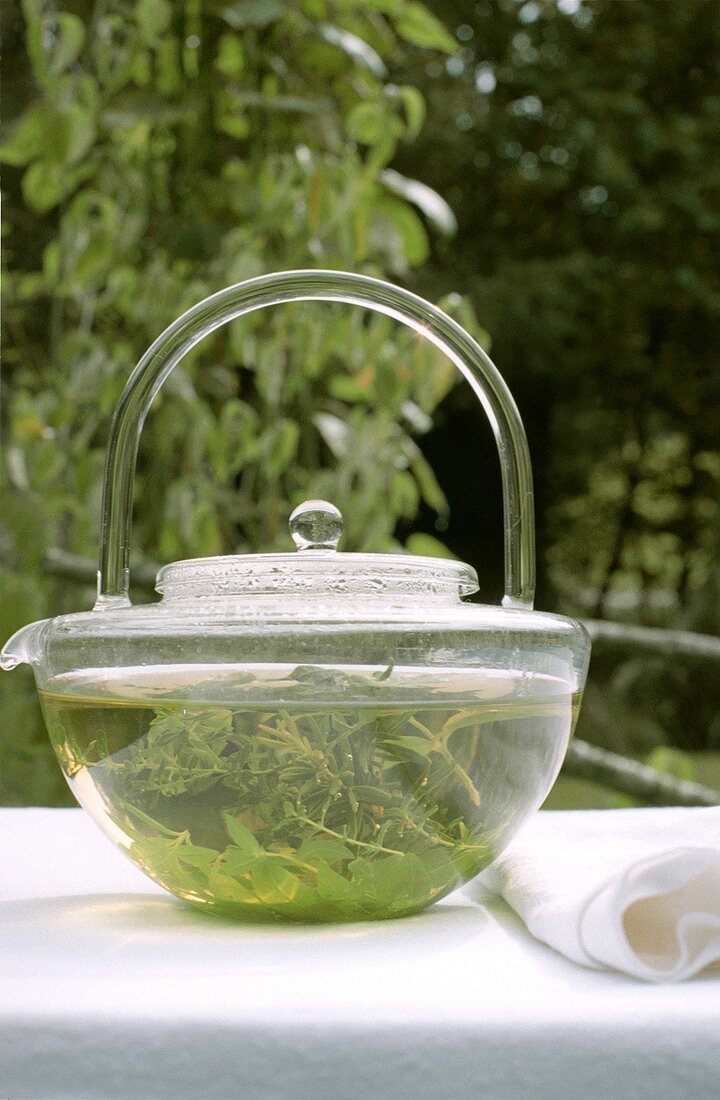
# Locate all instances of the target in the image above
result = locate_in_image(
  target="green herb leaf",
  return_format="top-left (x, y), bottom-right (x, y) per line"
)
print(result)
top-left (223, 814), bottom-right (263, 854)
top-left (316, 864), bottom-right (357, 902)
top-left (351, 785), bottom-right (400, 807)
top-left (177, 844), bottom-right (220, 868)
top-left (296, 838), bottom-right (354, 863)
top-left (251, 860), bottom-right (301, 903)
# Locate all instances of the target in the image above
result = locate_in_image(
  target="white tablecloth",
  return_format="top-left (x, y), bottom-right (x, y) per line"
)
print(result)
top-left (1, 808), bottom-right (718, 1100)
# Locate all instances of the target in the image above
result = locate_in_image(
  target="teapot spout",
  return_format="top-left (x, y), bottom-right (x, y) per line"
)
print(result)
top-left (1, 619), bottom-right (50, 671)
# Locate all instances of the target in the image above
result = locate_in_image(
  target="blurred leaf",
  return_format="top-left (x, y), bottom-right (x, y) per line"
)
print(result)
top-left (135, 0), bottom-right (172, 39)
top-left (380, 168), bottom-right (457, 235)
top-left (21, 158), bottom-right (93, 214)
top-left (102, 92), bottom-right (198, 128)
top-left (3, 103), bottom-right (95, 168)
top-left (45, 12), bottom-right (86, 76)
top-left (318, 24), bottom-right (388, 78)
top-left (405, 532), bottom-right (456, 559)
top-left (0, 106), bottom-right (45, 166)
top-left (400, 400), bottom-right (432, 433)
top-left (227, 87), bottom-right (322, 114)
top-left (406, 441), bottom-right (448, 511)
top-left (376, 196), bottom-right (430, 265)
top-left (313, 413), bottom-right (350, 458)
top-left (347, 101), bottom-right (389, 145)
top-left (398, 85), bottom-right (426, 140)
top-left (215, 33), bottom-right (245, 78)
top-left (390, 470), bottom-right (420, 517)
top-left (261, 419), bottom-right (300, 477)
top-left (394, 4), bottom-right (456, 53)
top-left (222, 1), bottom-right (285, 29)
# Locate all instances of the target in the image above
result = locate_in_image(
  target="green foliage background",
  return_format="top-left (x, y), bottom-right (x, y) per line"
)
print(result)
top-left (2, 0), bottom-right (720, 806)
top-left (2, 0), bottom-right (482, 804)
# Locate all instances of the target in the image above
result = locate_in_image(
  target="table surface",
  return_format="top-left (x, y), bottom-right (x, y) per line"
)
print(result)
top-left (1, 808), bottom-right (718, 1100)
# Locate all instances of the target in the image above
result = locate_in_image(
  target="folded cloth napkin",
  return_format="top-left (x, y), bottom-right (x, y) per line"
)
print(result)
top-left (471, 806), bottom-right (720, 982)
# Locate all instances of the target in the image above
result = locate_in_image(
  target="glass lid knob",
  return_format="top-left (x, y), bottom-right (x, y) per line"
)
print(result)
top-left (289, 500), bottom-right (343, 552)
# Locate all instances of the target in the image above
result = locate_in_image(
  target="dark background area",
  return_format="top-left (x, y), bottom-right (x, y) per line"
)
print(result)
top-left (399, 0), bottom-right (720, 621)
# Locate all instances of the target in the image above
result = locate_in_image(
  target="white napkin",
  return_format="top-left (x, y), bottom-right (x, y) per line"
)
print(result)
top-left (472, 807), bottom-right (720, 982)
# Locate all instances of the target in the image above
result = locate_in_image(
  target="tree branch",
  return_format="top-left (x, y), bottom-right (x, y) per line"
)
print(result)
top-left (563, 739), bottom-right (720, 807)
top-left (583, 618), bottom-right (720, 663)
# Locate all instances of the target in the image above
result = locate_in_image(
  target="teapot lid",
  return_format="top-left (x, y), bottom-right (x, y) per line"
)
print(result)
top-left (155, 500), bottom-right (479, 602)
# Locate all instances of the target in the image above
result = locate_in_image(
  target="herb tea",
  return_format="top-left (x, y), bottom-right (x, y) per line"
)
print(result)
top-left (40, 664), bottom-right (578, 922)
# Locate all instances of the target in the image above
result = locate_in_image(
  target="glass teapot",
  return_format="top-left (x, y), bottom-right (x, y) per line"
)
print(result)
top-left (2, 270), bottom-right (590, 923)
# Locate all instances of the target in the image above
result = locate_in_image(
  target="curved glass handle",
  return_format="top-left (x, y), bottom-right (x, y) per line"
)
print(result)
top-left (97, 270), bottom-right (535, 609)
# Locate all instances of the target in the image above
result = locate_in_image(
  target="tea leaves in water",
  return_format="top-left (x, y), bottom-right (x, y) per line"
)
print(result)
top-left (40, 664), bottom-right (575, 921)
